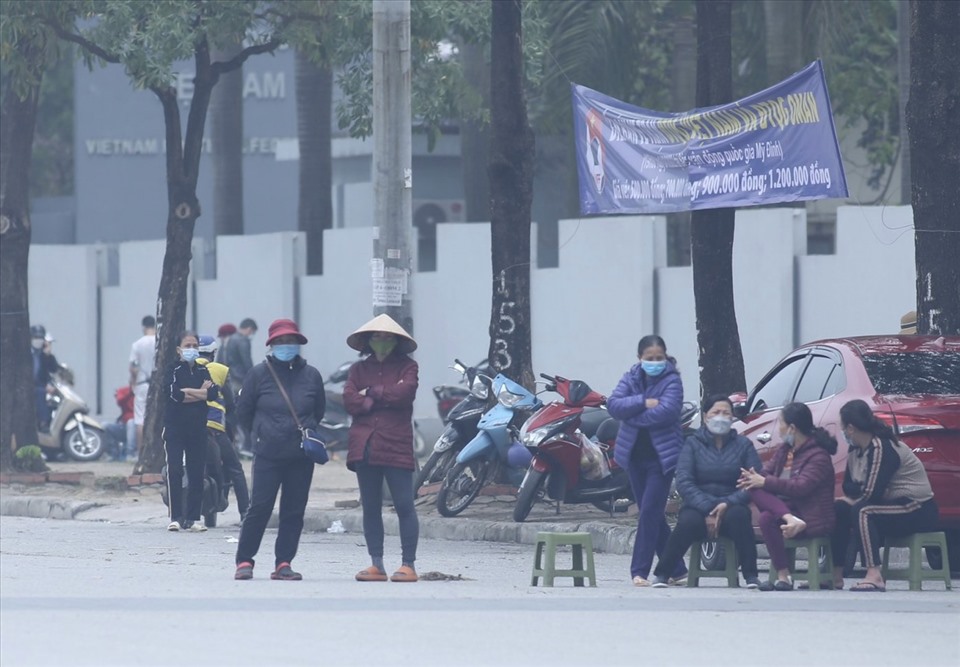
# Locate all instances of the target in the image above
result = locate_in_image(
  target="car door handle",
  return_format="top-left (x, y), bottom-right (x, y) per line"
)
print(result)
top-left (757, 432), bottom-right (772, 444)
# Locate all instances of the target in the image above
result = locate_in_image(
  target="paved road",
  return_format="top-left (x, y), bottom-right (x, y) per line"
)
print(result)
top-left (1, 515), bottom-right (957, 667)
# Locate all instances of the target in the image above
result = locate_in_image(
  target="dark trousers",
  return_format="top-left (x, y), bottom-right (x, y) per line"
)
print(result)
top-left (654, 504), bottom-right (759, 579)
top-left (831, 498), bottom-right (939, 569)
top-left (163, 427), bottom-right (206, 523)
top-left (235, 454), bottom-right (314, 568)
top-left (751, 489), bottom-right (796, 571)
top-left (213, 429), bottom-right (249, 518)
top-left (356, 463), bottom-right (419, 565)
top-left (626, 458), bottom-right (685, 579)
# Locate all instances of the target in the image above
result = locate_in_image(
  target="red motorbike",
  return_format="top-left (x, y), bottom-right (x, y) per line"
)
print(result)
top-left (513, 373), bottom-right (632, 522)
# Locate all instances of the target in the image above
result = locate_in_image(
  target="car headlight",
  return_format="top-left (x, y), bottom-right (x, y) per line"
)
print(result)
top-left (471, 376), bottom-right (489, 400)
top-left (497, 384), bottom-right (524, 407)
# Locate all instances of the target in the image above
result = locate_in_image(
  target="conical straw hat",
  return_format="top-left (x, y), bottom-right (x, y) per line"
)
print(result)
top-left (346, 314), bottom-right (417, 353)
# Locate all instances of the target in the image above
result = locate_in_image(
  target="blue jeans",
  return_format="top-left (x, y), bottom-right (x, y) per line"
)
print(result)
top-left (627, 458), bottom-right (686, 580)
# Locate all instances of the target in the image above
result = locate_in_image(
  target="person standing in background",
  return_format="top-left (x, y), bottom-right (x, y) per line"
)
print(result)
top-left (225, 318), bottom-right (257, 455)
top-left (31, 324), bottom-right (60, 431)
top-left (216, 323), bottom-right (237, 364)
top-left (129, 315), bottom-right (157, 452)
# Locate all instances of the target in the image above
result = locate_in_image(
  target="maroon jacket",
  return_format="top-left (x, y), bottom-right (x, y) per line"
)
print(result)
top-left (343, 352), bottom-right (419, 471)
top-left (761, 439), bottom-right (836, 536)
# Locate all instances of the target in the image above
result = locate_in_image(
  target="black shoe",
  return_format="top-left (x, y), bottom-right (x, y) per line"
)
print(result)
top-left (271, 562), bottom-right (302, 580)
top-left (759, 579), bottom-right (794, 591)
top-left (744, 576), bottom-right (762, 589)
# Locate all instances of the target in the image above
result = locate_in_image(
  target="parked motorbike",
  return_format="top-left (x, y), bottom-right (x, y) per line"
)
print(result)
top-left (513, 373), bottom-right (632, 521)
top-left (37, 378), bottom-right (105, 462)
top-left (436, 373), bottom-right (540, 517)
top-left (432, 358), bottom-right (492, 423)
top-left (415, 359), bottom-right (493, 495)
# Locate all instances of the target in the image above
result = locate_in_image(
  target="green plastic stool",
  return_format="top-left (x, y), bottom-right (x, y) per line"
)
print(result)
top-left (881, 531), bottom-right (952, 591)
top-left (770, 536), bottom-right (834, 590)
top-left (688, 537), bottom-right (739, 588)
top-left (531, 532), bottom-right (597, 587)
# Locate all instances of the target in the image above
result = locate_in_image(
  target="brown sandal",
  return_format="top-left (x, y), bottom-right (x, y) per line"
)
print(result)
top-left (390, 565), bottom-right (418, 583)
top-left (355, 566), bottom-right (388, 582)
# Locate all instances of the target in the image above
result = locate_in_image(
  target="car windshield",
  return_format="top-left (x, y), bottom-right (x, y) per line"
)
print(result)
top-left (862, 351), bottom-right (960, 395)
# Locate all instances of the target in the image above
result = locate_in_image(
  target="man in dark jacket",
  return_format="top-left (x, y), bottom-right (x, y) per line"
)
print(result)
top-left (31, 324), bottom-right (60, 431)
top-left (234, 319), bottom-right (325, 582)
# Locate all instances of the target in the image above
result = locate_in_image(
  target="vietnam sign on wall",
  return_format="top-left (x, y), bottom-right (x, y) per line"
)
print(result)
top-left (572, 60), bottom-right (848, 215)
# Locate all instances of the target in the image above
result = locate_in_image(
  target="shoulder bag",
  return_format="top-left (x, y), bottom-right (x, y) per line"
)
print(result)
top-left (264, 361), bottom-right (328, 465)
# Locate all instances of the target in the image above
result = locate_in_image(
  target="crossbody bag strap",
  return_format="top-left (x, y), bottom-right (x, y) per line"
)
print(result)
top-left (263, 360), bottom-right (304, 431)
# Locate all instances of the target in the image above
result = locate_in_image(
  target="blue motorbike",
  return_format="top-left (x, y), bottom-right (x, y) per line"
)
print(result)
top-left (436, 373), bottom-right (541, 517)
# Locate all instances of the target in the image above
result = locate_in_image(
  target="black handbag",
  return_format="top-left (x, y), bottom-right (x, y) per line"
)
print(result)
top-left (264, 361), bottom-right (328, 465)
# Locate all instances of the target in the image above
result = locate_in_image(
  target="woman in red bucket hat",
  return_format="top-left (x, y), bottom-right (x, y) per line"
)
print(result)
top-left (343, 314), bottom-right (421, 583)
top-left (233, 318), bottom-right (325, 581)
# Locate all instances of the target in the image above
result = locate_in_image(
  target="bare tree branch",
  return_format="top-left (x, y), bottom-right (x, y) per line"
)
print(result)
top-left (45, 19), bottom-right (121, 64)
top-left (211, 38), bottom-right (282, 76)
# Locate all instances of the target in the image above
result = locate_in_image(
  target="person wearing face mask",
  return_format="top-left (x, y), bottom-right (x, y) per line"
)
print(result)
top-left (163, 331), bottom-right (219, 532)
top-left (829, 399), bottom-right (937, 593)
top-left (233, 319), bottom-right (325, 581)
top-left (30, 324), bottom-right (61, 431)
top-left (737, 402), bottom-right (837, 591)
top-left (343, 314), bottom-right (420, 583)
top-left (607, 334), bottom-right (688, 587)
top-left (650, 395), bottom-right (763, 588)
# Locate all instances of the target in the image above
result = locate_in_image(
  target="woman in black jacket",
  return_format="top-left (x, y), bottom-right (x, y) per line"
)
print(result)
top-left (234, 319), bottom-right (325, 581)
top-left (163, 331), bottom-right (219, 532)
top-left (651, 394), bottom-right (763, 588)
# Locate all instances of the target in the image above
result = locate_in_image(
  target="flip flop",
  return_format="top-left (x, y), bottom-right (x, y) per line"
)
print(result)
top-left (632, 576), bottom-right (651, 587)
top-left (355, 566), bottom-right (388, 582)
top-left (390, 565), bottom-right (419, 583)
top-left (849, 581), bottom-right (885, 592)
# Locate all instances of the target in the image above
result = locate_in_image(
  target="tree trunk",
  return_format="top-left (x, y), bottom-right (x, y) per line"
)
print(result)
top-left (897, 0), bottom-right (911, 205)
top-left (667, 13), bottom-right (696, 266)
top-left (295, 49), bottom-right (333, 275)
top-left (210, 40), bottom-right (244, 236)
top-left (691, 0), bottom-right (747, 398)
top-left (136, 45), bottom-right (218, 474)
top-left (460, 42), bottom-right (491, 223)
top-left (0, 39), bottom-right (42, 471)
top-left (763, 0), bottom-right (803, 84)
top-left (487, 0), bottom-right (535, 391)
top-left (909, 0), bottom-right (960, 335)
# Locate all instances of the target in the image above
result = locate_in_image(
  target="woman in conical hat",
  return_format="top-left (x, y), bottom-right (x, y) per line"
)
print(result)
top-left (342, 314), bottom-right (421, 583)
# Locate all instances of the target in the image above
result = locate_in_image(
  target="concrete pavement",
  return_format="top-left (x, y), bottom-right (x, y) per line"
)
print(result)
top-left (1, 515), bottom-right (957, 667)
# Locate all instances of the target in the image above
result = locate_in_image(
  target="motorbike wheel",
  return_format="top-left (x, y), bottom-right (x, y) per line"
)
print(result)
top-left (413, 423), bottom-right (429, 459)
top-left (700, 540), bottom-right (727, 571)
top-left (413, 450), bottom-right (455, 495)
top-left (512, 469), bottom-right (546, 523)
top-left (62, 426), bottom-right (105, 461)
top-left (436, 459), bottom-right (492, 517)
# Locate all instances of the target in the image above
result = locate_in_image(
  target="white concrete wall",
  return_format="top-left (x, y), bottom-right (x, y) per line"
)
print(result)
top-left (28, 206), bottom-right (918, 419)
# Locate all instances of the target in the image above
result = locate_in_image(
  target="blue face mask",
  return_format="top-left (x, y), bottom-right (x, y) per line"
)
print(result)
top-left (181, 348), bottom-right (199, 363)
top-left (272, 344), bottom-right (300, 362)
top-left (641, 359), bottom-right (667, 376)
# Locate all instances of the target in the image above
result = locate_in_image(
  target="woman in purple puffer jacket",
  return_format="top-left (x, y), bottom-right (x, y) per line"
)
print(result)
top-left (607, 335), bottom-right (687, 586)
top-left (738, 402), bottom-right (837, 591)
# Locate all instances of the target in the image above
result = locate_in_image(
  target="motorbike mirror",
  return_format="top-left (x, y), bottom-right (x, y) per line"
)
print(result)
top-left (732, 401), bottom-right (749, 420)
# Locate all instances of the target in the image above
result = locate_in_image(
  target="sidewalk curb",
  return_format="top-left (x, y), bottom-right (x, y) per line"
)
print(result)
top-left (0, 494), bottom-right (636, 555)
top-left (0, 496), bottom-right (102, 520)
top-left (300, 508), bottom-right (637, 555)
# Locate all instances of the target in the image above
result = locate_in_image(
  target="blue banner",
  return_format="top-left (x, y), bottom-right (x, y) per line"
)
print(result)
top-left (572, 60), bottom-right (848, 215)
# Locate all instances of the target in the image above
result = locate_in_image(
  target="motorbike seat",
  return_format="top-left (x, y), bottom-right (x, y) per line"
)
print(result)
top-left (595, 417), bottom-right (620, 445)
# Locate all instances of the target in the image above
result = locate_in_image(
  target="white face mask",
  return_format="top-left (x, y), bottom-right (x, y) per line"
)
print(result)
top-left (31, 338), bottom-right (45, 350)
top-left (706, 415), bottom-right (733, 436)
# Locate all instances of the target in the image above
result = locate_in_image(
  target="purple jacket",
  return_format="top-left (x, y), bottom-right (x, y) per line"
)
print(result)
top-left (761, 439), bottom-right (836, 537)
top-left (607, 362), bottom-right (684, 474)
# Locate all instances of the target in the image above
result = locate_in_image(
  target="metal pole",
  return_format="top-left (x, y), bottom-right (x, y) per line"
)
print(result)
top-left (372, 0), bottom-right (413, 334)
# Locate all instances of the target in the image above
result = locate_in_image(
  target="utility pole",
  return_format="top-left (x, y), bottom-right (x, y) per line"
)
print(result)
top-left (371, 0), bottom-right (413, 333)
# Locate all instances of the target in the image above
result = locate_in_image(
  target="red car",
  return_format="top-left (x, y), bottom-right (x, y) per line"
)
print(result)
top-left (731, 335), bottom-right (960, 571)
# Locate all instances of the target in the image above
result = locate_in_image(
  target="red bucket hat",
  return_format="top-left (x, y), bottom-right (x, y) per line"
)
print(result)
top-left (218, 323), bottom-right (237, 338)
top-left (265, 318), bottom-right (308, 346)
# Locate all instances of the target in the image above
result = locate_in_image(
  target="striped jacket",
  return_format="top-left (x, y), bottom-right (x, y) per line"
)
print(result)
top-left (844, 436), bottom-right (934, 506)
